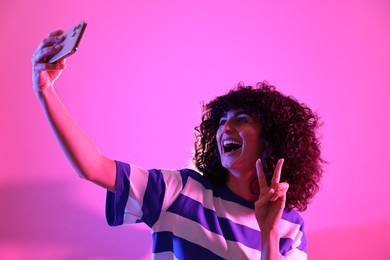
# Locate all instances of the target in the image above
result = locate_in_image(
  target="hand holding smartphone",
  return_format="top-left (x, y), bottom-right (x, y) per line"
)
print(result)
top-left (49, 20), bottom-right (87, 63)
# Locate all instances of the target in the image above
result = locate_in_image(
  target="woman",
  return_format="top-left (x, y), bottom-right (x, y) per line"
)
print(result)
top-left (32, 30), bottom-right (323, 260)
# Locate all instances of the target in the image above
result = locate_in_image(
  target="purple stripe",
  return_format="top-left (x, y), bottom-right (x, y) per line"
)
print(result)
top-left (167, 194), bottom-right (260, 250)
top-left (279, 236), bottom-right (307, 255)
top-left (105, 161), bottom-right (130, 226)
top-left (279, 227), bottom-right (307, 255)
top-left (179, 169), bottom-right (214, 189)
top-left (281, 208), bottom-right (304, 225)
top-left (279, 237), bottom-right (293, 256)
top-left (140, 169), bottom-right (165, 227)
top-left (153, 231), bottom-right (225, 259)
top-left (218, 217), bottom-right (260, 249)
top-left (167, 194), bottom-right (223, 234)
top-left (179, 169), bottom-right (254, 209)
top-left (297, 224), bottom-right (308, 252)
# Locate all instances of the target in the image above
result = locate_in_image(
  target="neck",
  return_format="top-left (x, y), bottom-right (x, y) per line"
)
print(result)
top-left (226, 169), bottom-right (259, 202)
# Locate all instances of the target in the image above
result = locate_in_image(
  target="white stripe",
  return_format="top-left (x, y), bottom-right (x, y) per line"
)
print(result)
top-left (152, 251), bottom-right (177, 260)
top-left (180, 174), bottom-right (215, 210)
top-left (159, 169), bottom-right (184, 211)
top-left (123, 164), bottom-right (150, 223)
top-left (153, 211), bottom-right (260, 259)
top-left (180, 176), bottom-right (260, 230)
top-left (280, 218), bottom-right (302, 240)
top-left (283, 247), bottom-right (307, 260)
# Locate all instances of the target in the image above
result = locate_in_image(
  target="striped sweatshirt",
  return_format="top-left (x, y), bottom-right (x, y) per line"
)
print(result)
top-left (106, 161), bottom-right (307, 259)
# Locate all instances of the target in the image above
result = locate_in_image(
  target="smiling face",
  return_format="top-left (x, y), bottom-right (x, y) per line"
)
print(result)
top-left (216, 109), bottom-right (263, 177)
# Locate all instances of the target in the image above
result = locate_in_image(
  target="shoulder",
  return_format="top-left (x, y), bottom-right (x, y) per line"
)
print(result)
top-left (282, 208), bottom-right (305, 226)
top-left (144, 168), bottom-right (213, 197)
top-left (178, 168), bottom-right (214, 190)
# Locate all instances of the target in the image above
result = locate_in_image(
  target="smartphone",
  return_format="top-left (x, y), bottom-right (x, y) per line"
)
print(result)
top-left (49, 20), bottom-right (87, 63)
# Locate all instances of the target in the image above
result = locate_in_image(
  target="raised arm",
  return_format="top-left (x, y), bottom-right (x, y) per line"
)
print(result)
top-left (32, 30), bottom-right (116, 192)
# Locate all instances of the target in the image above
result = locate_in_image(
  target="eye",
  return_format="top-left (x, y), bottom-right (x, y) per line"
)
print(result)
top-left (237, 116), bottom-right (249, 123)
top-left (219, 118), bottom-right (227, 126)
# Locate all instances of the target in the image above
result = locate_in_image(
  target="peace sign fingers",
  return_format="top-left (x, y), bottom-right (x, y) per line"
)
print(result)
top-left (256, 159), bottom-right (268, 190)
top-left (270, 159), bottom-right (289, 203)
top-left (272, 159), bottom-right (284, 185)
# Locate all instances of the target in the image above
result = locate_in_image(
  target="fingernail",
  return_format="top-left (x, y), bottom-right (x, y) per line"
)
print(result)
top-left (54, 44), bottom-right (62, 49)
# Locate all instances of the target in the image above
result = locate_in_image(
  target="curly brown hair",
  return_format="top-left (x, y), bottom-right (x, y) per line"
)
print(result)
top-left (194, 81), bottom-right (324, 211)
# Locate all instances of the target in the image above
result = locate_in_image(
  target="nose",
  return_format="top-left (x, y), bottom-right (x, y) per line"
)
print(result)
top-left (223, 118), bottom-right (235, 132)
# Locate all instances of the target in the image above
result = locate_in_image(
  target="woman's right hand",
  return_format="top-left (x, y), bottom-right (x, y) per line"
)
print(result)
top-left (32, 30), bottom-right (66, 93)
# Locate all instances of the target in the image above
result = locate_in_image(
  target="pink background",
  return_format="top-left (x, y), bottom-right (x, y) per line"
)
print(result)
top-left (1, 0), bottom-right (389, 259)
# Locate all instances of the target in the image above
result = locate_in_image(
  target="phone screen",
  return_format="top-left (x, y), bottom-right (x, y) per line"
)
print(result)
top-left (49, 21), bottom-right (87, 63)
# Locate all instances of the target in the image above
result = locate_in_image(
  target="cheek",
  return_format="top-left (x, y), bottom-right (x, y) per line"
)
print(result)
top-left (216, 129), bottom-right (222, 149)
top-left (243, 130), bottom-right (262, 152)
top-left (243, 128), bottom-right (259, 141)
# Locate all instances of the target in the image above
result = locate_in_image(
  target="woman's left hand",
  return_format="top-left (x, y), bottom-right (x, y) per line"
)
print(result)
top-left (255, 158), bottom-right (289, 234)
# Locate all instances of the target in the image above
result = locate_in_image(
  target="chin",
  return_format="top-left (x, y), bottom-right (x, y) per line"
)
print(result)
top-left (222, 158), bottom-right (257, 174)
top-left (222, 160), bottom-right (243, 172)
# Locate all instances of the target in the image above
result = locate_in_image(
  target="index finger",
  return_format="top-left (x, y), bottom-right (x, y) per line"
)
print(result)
top-left (256, 159), bottom-right (269, 189)
top-left (48, 29), bottom-right (64, 37)
top-left (271, 158), bottom-right (284, 185)
top-left (34, 30), bottom-right (65, 56)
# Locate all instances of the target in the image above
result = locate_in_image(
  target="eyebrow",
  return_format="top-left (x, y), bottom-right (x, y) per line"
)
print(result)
top-left (220, 110), bottom-right (249, 118)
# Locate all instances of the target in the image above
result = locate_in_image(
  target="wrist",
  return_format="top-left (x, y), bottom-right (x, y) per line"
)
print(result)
top-left (261, 228), bottom-right (280, 244)
top-left (261, 229), bottom-right (281, 260)
top-left (261, 226), bottom-right (280, 236)
top-left (35, 84), bottom-right (55, 100)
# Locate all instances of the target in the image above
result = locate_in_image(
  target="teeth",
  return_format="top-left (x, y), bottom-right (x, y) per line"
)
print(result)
top-left (223, 140), bottom-right (242, 146)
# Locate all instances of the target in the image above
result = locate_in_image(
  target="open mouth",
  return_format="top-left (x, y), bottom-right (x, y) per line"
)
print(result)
top-left (223, 140), bottom-right (242, 153)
